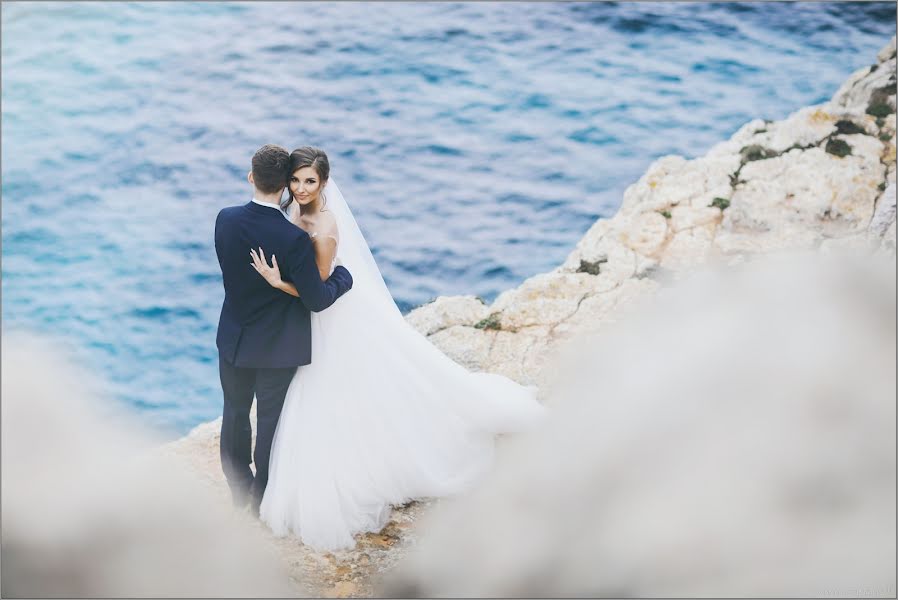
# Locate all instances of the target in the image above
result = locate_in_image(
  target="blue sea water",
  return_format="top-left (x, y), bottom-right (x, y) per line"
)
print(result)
top-left (2, 2), bottom-right (895, 438)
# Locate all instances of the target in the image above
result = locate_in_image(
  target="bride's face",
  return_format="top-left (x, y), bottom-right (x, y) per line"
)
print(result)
top-left (289, 166), bottom-right (324, 206)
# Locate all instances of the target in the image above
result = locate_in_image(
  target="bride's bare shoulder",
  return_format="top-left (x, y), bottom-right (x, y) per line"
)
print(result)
top-left (318, 210), bottom-right (339, 237)
top-left (307, 210), bottom-right (339, 244)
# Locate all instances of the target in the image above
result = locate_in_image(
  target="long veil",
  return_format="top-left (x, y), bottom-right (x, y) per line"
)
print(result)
top-left (319, 175), bottom-right (543, 433)
top-left (323, 179), bottom-right (403, 318)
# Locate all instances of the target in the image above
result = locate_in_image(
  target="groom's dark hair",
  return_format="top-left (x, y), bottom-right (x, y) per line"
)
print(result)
top-left (251, 144), bottom-right (290, 194)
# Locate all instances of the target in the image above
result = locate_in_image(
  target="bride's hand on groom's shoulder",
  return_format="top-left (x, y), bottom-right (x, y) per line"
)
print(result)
top-left (250, 247), bottom-right (284, 289)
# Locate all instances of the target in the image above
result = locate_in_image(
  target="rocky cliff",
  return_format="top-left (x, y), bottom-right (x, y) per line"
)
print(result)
top-left (409, 35), bottom-right (896, 395)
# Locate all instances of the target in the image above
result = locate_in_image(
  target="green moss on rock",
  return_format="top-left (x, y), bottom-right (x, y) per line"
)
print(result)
top-left (474, 313), bottom-right (502, 331)
top-left (867, 103), bottom-right (893, 119)
top-left (739, 144), bottom-right (777, 162)
top-left (577, 258), bottom-right (607, 276)
top-left (709, 197), bottom-right (731, 210)
top-left (825, 138), bottom-right (852, 157)
top-left (728, 171), bottom-right (746, 187)
top-left (834, 120), bottom-right (867, 135)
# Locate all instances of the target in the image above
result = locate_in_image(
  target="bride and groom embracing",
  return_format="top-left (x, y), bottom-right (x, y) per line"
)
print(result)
top-left (214, 144), bottom-right (545, 552)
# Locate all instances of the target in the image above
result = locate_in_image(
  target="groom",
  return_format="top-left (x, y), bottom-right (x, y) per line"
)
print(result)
top-left (214, 144), bottom-right (353, 517)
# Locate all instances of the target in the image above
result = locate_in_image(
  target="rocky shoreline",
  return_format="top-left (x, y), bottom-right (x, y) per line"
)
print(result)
top-left (162, 36), bottom-right (896, 598)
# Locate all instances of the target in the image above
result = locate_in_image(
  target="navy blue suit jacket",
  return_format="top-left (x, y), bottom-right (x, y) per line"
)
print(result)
top-left (215, 201), bottom-right (353, 368)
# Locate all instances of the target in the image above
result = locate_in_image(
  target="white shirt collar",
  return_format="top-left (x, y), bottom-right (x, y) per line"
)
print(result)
top-left (251, 197), bottom-right (290, 220)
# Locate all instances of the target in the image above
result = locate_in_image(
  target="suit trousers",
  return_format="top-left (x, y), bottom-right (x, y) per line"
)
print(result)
top-left (218, 355), bottom-right (297, 513)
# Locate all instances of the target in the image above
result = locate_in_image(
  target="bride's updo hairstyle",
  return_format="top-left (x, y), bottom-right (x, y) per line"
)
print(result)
top-left (282, 146), bottom-right (331, 211)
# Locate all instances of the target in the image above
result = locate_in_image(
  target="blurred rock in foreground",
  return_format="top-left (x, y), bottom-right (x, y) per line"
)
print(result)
top-left (385, 250), bottom-right (896, 598)
top-left (1, 335), bottom-right (297, 598)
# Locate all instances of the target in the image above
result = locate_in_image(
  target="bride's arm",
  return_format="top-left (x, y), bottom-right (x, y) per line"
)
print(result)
top-left (290, 208), bottom-right (338, 282)
top-left (309, 212), bottom-right (340, 281)
top-left (312, 235), bottom-right (337, 281)
top-left (249, 248), bottom-right (299, 297)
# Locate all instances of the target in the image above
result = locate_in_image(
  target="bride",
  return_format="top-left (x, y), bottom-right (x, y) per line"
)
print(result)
top-left (249, 146), bottom-right (546, 552)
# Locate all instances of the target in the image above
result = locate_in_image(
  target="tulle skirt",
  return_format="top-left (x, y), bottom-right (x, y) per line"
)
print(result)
top-left (259, 282), bottom-right (545, 552)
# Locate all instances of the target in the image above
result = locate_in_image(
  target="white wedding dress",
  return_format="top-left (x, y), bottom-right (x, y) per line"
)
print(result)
top-left (259, 180), bottom-right (546, 552)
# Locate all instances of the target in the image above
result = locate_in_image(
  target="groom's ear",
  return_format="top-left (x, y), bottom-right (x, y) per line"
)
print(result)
top-left (247, 171), bottom-right (254, 186)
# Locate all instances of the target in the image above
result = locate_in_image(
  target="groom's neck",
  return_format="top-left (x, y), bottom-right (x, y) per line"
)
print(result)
top-left (254, 188), bottom-right (283, 206)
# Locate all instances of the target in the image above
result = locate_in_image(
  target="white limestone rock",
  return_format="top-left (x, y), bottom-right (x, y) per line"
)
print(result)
top-left (559, 218), bottom-right (613, 270)
top-left (723, 146), bottom-right (882, 242)
top-left (829, 36), bottom-right (896, 115)
top-left (520, 332), bottom-right (556, 389)
top-left (560, 226), bottom-right (638, 286)
top-left (633, 254), bottom-right (660, 278)
top-left (828, 64), bottom-right (876, 113)
top-left (550, 278), bottom-right (661, 341)
top-left (661, 223), bottom-right (718, 271)
top-left (883, 112), bottom-right (897, 137)
top-left (749, 105), bottom-right (838, 154)
top-left (827, 109), bottom-right (881, 135)
top-left (618, 154), bottom-right (739, 216)
top-left (405, 295), bottom-right (490, 336)
top-left (705, 105), bottom-right (838, 160)
top-left (426, 325), bottom-right (494, 371)
top-left (668, 206), bottom-right (722, 233)
top-left (836, 132), bottom-right (888, 162)
top-left (561, 153), bottom-right (735, 277)
top-left (490, 272), bottom-right (609, 330)
top-left (883, 125), bottom-right (897, 166)
top-left (725, 155), bottom-right (829, 232)
top-left (617, 155), bottom-right (689, 215)
top-left (869, 182), bottom-right (897, 239)
top-left (484, 329), bottom-right (548, 385)
top-left (877, 35), bottom-right (897, 64)
top-left (618, 211), bottom-right (670, 258)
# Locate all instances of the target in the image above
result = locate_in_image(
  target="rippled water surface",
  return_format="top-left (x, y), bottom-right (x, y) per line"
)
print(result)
top-left (2, 2), bottom-right (894, 436)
